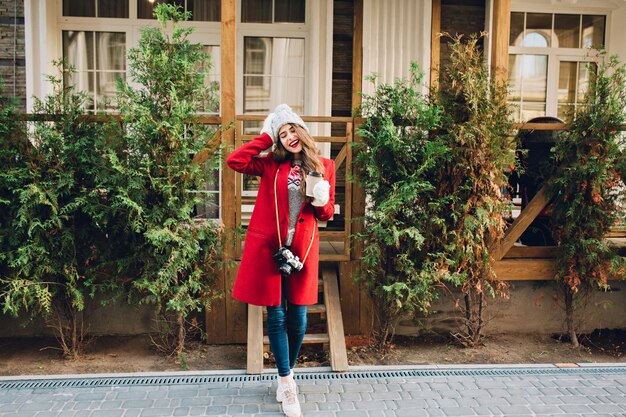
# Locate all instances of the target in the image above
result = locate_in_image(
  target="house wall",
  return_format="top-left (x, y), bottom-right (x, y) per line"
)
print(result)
top-left (331, 0), bottom-right (353, 126)
top-left (439, 0), bottom-right (486, 75)
top-left (0, 0), bottom-right (25, 106)
top-left (397, 280), bottom-right (626, 338)
top-left (2, 279), bottom-right (624, 338)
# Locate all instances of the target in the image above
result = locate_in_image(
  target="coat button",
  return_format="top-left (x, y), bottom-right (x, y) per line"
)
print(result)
top-left (299, 218), bottom-right (304, 223)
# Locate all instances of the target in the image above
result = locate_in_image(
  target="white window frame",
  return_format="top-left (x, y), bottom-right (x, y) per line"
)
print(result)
top-left (236, 0), bottom-right (333, 125)
top-left (25, 0), bottom-right (221, 111)
top-left (24, 0), bottom-right (223, 220)
top-left (507, 2), bottom-right (612, 122)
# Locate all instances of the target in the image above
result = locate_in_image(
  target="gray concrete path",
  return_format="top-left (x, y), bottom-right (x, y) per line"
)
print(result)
top-left (1, 364), bottom-right (625, 417)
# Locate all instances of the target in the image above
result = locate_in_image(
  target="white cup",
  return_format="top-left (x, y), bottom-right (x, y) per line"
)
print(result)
top-left (305, 172), bottom-right (323, 197)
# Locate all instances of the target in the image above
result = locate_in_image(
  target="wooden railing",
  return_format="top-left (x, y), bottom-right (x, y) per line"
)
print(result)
top-left (491, 121), bottom-right (626, 280)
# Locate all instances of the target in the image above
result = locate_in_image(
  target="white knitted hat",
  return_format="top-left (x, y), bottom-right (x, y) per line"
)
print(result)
top-left (271, 104), bottom-right (309, 141)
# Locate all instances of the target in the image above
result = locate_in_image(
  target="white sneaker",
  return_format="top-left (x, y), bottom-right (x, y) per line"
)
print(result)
top-left (276, 370), bottom-right (297, 402)
top-left (276, 381), bottom-right (302, 417)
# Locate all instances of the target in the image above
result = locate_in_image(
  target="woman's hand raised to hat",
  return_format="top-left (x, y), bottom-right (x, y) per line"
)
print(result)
top-left (260, 113), bottom-right (276, 141)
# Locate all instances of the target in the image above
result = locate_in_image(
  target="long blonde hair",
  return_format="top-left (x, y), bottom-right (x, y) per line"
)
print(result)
top-left (272, 124), bottom-right (325, 191)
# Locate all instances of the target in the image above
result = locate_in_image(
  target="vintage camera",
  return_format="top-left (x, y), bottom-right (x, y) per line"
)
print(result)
top-left (272, 246), bottom-right (304, 276)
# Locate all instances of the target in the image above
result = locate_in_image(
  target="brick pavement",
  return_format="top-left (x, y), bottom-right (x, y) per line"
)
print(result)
top-left (0, 365), bottom-right (625, 417)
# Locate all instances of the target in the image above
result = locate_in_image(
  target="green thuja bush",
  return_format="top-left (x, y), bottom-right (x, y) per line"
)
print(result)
top-left (549, 53), bottom-right (626, 347)
top-left (0, 80), bottom-right (29, 268)
top-left (354, 63), bottom-right (449, 348)
top-left (114, 4), bottom-right (222, 357)
top-left (0, 63), bottom-right (121, 357)
top-left (434, 34), bottom-right (515, 346)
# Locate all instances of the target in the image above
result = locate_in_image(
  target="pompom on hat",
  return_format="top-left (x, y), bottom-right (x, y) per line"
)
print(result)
top-left (271, 104), bottom-right (309, 141)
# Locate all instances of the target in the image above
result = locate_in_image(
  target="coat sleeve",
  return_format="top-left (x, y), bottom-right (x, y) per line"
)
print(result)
top-left (226, 133), bottom-right (274, 176)
top-left (312, 159), bottom-right (336, 221)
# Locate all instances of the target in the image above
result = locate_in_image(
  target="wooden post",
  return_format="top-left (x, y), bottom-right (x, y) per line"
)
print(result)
top-left (206, 0), bottom-right (238, 344)
top-left (490, 0), bottom-right (511, 84)
top-left (349, 0), bottom-right (371, 336)
top-left (430, 0), bottom-right (441, 89)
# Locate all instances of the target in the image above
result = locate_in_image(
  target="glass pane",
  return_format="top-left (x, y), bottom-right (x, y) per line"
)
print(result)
top-left (510, 12), bottom-right (524, 46)
top-left (138, 0), bottom-right (184, 19)
top-left (271, 38), bottom-right (305, 77)
top-left (244, 37), bottom-right (269, 75)
top-left (241, 0), bottom-right (271, 23)
top-left (521, 55), bottom-right (547, 102)
top-left (244, 75), bottom-right (270, 113)
top-left (558, 61), bottom-right (577, 104)
top-left (582, 15), bottom-right (605, 49)
top-left (521, 102), bottom-right (545, 122)
top-left (508, 54), bottom-right (522, 101)
top-left (206, 168), bottom-right (219, 192)
top-left (508, 102), bottom-right (521, 123)
top-left (524, 13), bottom-right (551, 47)
top-left (99, 0), bottom-right (129, 18)
top-left (577, 62), bottom-right (596, 103)
top-left (557, 104), bottom-right (575, 122)
top-left (196, 192), bottom-right (220, 219)
top-left (244, 37), bottom-right (305, 115)
top-left (200, 45), bottom-right (220, 114)
top-left (188, 0), bottom-right (220, 21)
top-left (64, 0), bottom-right (96, 17)
top-left (95, 32), bottom-right (126, 71)
top-left (97, 72), bottom-right (124, 109)
top-left (274, 0), bottom-right (305, 23)
top-left (63, 31), bottom-right (95, 71)
top-left (554, 14), bottom-right (579, 48)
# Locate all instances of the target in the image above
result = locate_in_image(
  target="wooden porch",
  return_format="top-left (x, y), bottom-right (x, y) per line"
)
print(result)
top-left (205, 0), bottom-right (625, 349)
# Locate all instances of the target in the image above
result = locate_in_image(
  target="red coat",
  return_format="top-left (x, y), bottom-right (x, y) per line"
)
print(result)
top-left (226, 133), bottom-right (336, 306)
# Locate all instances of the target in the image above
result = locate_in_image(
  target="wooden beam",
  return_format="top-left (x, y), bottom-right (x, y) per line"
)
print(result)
top-left (430, 0), bottom-right (441, 89)
top-left (220, 0), bottom-right (236, 258)
top-left (221, 0), bottom-right (239, 343)
top-left (490, 0), bottom-right (511, 84)
top-left (323, 267), bottom-right (349, 372)
top-left (493, 259), bottom-right (557, 281)
top-left (246, 305), bottom-right (264, 374)
top-left (504, 246), bottom-right (557, 259)
top-left (491, 185), bottom-right (551, 261)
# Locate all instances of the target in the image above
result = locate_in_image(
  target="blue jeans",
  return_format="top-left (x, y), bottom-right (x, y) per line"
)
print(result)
top-left (266, 277), bottom-right (308, 377)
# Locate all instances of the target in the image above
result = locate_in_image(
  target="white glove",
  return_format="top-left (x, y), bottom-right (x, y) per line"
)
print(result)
top-left (311, 180), bottom-right (330, 207)
top-left (260, 113), bottom-right (276, 141)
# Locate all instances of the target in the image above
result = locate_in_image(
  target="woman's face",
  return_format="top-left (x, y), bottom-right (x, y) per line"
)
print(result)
top-left (278, 124), bottom-right (303, 154)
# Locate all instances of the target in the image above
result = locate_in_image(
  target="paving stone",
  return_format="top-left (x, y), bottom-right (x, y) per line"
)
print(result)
top-left (90, 410), bottom-right (125, 417)
top-left (139, 408), bottom-right (174, 417)
top-left (122, 400), bottom-right (154, 409)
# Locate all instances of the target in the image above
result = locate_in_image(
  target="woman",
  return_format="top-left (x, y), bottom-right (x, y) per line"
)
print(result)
top-left (226, 104), bottom-right (336, 417)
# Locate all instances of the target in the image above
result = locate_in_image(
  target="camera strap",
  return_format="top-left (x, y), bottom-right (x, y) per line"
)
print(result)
top-left (273, 167), bottom-right (315, 264)
top-left (274, 168), bottom-right (283, 248)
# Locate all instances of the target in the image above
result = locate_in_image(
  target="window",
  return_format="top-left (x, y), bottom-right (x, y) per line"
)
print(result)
top-left (63, 0), bottom-right (129, 18)
top-left (241, 0), bottom-right (305, 23)
top-left (137, 0), bottom-right (221, 21)
top-left (508, 11), bottom-right (605, 122)
top-left (62, 31), bottom-right (126, 112)
top-left (195, 158), bottom-right (221, 220)
top-left (243, 37), bottom-right (305, 117)
top-left (59, 0), bottom-right (221, 216)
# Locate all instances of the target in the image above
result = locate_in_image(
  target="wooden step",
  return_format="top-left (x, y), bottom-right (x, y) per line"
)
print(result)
top-left (262, 304), bottom-right (326, 318)
top-left (247, 267), bottom-right (348, 374)
top-left (263, 333), bottom-right (330, 345)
